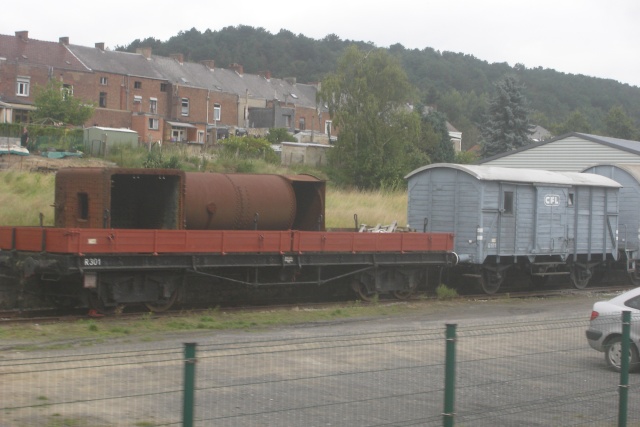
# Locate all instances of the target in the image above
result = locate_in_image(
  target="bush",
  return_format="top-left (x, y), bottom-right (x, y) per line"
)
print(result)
top-left (435, 284), bottom-right (458, 300)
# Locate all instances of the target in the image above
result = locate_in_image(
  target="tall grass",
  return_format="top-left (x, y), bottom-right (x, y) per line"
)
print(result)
top-left (0, 172), bottom-right (56, 226)
top-left (325, 187), bottom-right (407, 229)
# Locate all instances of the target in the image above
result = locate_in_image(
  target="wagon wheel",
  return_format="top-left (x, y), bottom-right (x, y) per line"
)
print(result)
top-left (570, 265), bottom-right (592, 290)
top-left (628, 264), bottom-right (640, 287)
top-left (352, 280), bottom-right (378, 302)
top-left (144, 286), bottom-right (181, 313)
top-left (392, 279), bottom-right (418, 300)
top-left (392, 288), bottom-right (416, 300)
top-left (478, 268), bottom-right (503, 294)
top-left (87, 291), bottom-right (125, 315)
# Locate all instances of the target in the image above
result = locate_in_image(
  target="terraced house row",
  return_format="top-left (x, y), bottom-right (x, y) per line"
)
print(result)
top-left (0, 30), bottom-right (333, 146)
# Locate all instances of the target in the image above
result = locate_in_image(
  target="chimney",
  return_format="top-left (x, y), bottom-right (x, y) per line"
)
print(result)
top-left (59, 37), bottom-right (69, 45)
top-left (259, 70), bottom-right (271, 80)
top-left (95, 42), bottom-right (105, 51)
top-left (229, 63), bottom-right (244, 75)
top-left (136, 47), bottom-right (152, 59)
top-left (170, 53), bottom-right (184, 65)
top-left (15, 31), bottom-right (28, 41)
top-left (200, 60), bottom-right (215, 70)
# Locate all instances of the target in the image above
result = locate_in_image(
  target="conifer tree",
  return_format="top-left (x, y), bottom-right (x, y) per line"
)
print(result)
top-left (481, 75), bottom-right (532, 158)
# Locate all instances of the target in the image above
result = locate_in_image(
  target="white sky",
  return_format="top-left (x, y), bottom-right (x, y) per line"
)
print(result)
top-left (4, 0), bottom-right (640, 87)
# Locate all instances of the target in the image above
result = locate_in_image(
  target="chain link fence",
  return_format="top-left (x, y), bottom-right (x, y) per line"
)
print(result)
top-left (1, 315), bottom-right (638, 426)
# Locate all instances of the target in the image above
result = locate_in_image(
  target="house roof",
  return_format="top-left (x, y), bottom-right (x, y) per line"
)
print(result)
top-left (65, 44), bottom-right (319, 109)
top-left (0, 34), bottom-right (89, 72)
top-left (477, 132), bottom-right (640, 164)
top-left (405, 162), bottom-right (622, 188)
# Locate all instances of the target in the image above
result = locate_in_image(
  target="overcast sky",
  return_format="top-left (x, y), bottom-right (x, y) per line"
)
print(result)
top-left (4, 0), bottom-right (640, 87)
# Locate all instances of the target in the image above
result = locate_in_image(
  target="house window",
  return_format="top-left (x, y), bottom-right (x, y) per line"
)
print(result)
top-left (284, 115), bottom-right (291, 128)
top-left (198, 131), bottom-right (205, 143)
top-left (213, 103), bottom-right (221, 121)
top-left (77, 193), bottom-right (89, 221)
top-left (568, 193), bottom-right (574, 206)
top-left (503, 191), bottom-right (514, 215)
top-left (325, 120), bottom-right (332, 136)
top-left (99, 92), bottom-right (107, 108)
top-left (181, 98), bottom-right (189, 116)
top-left (133, 95), bottom-right (142, 103)
top-left (13, 109), bottom-right (30, 123)
top-left (149, 98), bottom-right (157, 114)
top-left (148, 118), bottom-right (159, 130)
top-left (134, 81), bottom-right (142, 89)
top-left (62, 84), bottom-right (73, 99)
top-left (298, 117), bottom-right (305, 130)
top-left (160, 83), bottom-right (168, 92)
top-left (16, 77), bottom-right (30, 97)
top-left (100, 76), bottom-right (108, 85)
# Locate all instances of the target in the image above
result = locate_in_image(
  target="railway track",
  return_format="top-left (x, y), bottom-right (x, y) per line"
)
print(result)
top-left (0, 283), bottom-right (631, 326)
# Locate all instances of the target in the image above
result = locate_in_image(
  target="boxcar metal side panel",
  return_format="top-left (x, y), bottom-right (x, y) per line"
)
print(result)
top-left (584, 165), bottom-right (640, 254)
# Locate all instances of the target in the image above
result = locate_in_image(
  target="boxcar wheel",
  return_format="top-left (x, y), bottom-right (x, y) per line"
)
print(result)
top-left (628, 266), bottom-right (640, 287)
top-left (478, 269), bottom-right (503, 294)
top-left (570, 265), bottom-right (592, 290)
top-left (604, 336), bottom-right (640, 373)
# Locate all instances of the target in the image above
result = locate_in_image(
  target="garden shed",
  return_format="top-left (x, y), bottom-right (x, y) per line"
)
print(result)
top-left (84, 127), bottom-right (139, 156)
top-left (477, 133), bottom-right (640, 172)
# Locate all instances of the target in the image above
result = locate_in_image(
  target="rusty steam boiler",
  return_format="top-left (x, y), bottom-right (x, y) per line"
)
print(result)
top-left (54, 168), bottom-right (326, 232)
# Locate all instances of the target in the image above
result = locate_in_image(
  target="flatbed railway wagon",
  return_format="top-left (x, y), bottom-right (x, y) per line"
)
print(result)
top-left (0, 168), bottom-right (456, 312)
top-left (406, 163), bottom-right (621, 294)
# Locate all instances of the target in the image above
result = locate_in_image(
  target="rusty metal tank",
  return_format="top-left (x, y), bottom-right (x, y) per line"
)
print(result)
top-left (184, 173), bottom-right (325, 231)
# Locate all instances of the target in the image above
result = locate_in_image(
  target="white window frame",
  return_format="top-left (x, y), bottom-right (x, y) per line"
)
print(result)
top-left (213, 103), bottom-right (221, 121)
top-left (197, 131), bottom-right (205, 143)
top-left (62, 84), bottom-right (73, 99)
top-left (149, 98), bottom-right (157, 114)
top-left (16, 77), bottom-right (30, 97)
top-left (325, 120), bottom-right (332, 136)
top-left (133, 95), bottom-right (142, 103)
top-left (181, 98), bottom-right (189, 116)
top-left (100, 76), bottom-right (108, 85)
top-left (148, 118), bottom-right (159, 130)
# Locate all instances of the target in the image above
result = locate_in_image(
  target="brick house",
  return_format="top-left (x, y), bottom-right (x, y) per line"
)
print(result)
top-left (0, 31), bottom-right (333, 146)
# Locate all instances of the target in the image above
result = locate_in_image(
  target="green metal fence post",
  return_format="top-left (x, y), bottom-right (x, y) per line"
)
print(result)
top-left (443, 323), bottom-right (457, 427)
top-left (618, 311), bottom-right (630, 427)
top-left (183, 342), bottom-right (197, 427)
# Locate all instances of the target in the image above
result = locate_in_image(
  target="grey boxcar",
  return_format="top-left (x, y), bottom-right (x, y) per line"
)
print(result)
top-left (583, 164), bottom-right (640, 285)
top-left (406, 163), bottom-right (621, 293)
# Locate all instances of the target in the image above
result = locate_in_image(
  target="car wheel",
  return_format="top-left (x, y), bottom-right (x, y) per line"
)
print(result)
top-left (604, 336), bottom-right (640, 372)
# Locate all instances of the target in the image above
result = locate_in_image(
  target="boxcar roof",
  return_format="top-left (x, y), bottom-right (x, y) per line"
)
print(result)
top-left (405, 163), bottom-right (621, 188)
top-left (583, 164), bottom-right (640, 184)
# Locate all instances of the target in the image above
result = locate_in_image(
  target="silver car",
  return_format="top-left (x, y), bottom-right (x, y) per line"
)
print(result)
top-left (586, 287), bottom-right (640, 372)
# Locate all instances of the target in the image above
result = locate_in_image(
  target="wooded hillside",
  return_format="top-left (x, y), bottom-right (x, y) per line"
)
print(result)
top-left (119, 25), bottom-right (640, 149)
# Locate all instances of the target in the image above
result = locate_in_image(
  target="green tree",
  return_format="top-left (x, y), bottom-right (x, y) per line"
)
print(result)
top-left (549, 109), bottom-right (592, 135)
top-left (320, 46), bottom-right (425, 189)
top-left (480, 75), bottom-right (532, 158)
top-left (604, 106), bottom-right (639, 140)
top-left (420, 109), bottom-right (455, 163)
top-left (32, 80), bottom-right (95, 126)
